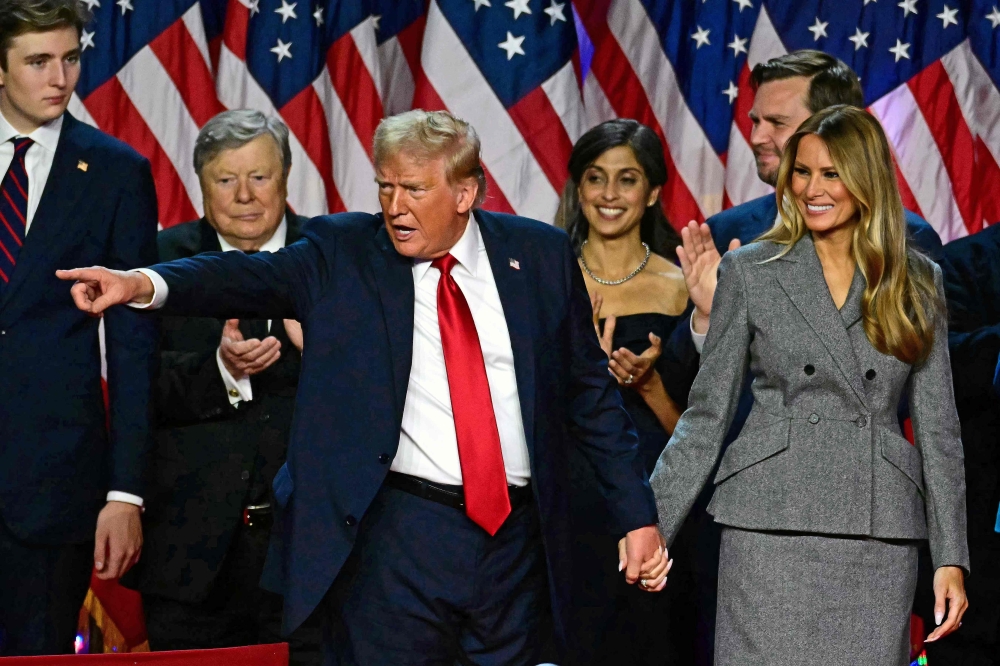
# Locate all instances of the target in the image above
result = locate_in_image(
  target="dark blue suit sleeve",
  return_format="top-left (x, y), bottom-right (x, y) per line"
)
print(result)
top-left (561, 236), bottom-right (658, 535)
top-left (102, 158), bottom-right (159, 496)
top-left (940, 249), bottom-right (1000, 412)
top-left (151, 225), bottom-right (332, 322)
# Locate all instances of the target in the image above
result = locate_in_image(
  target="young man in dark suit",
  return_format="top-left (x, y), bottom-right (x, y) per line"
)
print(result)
top-left (59, 109), bottom-right (669, 666)
top-left (126, 110), bottom-right (318, 664)
top-left (0, 0), bottom-right (158, 656)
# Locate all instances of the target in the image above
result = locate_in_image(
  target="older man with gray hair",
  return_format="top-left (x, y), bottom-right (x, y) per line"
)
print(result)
top-left (121, 109), bottom-right (319, 663)
top-left (59, 109), bottom-right (666, 665)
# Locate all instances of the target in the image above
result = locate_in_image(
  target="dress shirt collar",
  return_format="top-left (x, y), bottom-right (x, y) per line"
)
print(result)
top-left (0, 108), bottom-right (63, 153)
top-left (412, 213), bottom-right (482, 283)
top-left (216, 214), bottom-right (289, 252)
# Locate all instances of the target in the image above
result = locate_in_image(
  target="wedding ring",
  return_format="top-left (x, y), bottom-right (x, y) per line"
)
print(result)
top-left (624, 374), bottom-right (634, 385)
top-left (641, 579), bottom-right (649, 587)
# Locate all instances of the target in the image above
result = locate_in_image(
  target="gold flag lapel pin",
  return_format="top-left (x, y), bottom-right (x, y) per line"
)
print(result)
top-left (77, 160), bottom-right (88, 172)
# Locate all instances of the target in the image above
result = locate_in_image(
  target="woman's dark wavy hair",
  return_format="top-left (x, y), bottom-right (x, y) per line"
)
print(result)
top-left (556, 119), bottom-right (681, 258)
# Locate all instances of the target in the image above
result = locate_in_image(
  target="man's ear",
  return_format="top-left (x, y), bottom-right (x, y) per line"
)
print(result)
top-left (455, 177), bottom-right (478, 215)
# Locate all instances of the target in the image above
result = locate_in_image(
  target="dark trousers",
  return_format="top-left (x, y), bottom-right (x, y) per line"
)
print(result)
top-left (322, 485), bottom-right (552, 666)
top-left (0, 516), bottom-right (93, 656)
top-left (144, 520), bottom-right (321, 666)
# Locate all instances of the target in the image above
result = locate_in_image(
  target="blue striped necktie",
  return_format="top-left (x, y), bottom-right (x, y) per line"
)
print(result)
top-left (0, 137), bottom-right (34, 287)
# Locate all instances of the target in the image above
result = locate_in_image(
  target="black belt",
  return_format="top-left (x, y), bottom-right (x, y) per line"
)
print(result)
top-left (243, 502), bottom-right (272, 529)
top-left (385, 472), bottom-right (532, 511)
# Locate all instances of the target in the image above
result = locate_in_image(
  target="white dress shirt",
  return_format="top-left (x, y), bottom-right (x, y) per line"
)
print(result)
top-left (0, 109), bottom-right (62, 233)
top-left (392, 216), bottom-right (531, 487)
top-left (214, 217), bottom-right (288, 404)
top-left (1, 110), bottom-right (142, 507)
top-left (135, 215), bottom-right (532, 487)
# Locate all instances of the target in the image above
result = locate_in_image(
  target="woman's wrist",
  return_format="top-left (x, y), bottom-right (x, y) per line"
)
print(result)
top-left (636, 369), bottom-right (664, 396)
top-left (692, 309), bottom-right (710, 335)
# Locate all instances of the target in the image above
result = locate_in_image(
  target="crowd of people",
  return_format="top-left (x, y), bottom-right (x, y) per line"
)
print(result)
top-left (0, 2), bottom-right (997, 666)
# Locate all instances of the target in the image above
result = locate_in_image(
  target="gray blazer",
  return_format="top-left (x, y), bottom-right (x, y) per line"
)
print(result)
top-left (650, 234), bottom-right (969, 572)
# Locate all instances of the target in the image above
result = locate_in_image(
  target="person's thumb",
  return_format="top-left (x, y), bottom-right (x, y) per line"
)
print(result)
top-left (729, 238), bottom-right (742, 251)
top-left (223, 319), bottom-right (243, 341)
top-left (934, 590), bottom-right (946, 626)
top-left (617, 537), bottom-right (627, 574)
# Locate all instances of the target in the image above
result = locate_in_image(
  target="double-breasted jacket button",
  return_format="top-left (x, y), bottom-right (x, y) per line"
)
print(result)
top-left (856, 416), bottom-right (868, 428)
top-left (804, 364), bottom-right (815, 375)
top-left (808, 413), bottom-right (820, 424)
top-left (241, 470), bottom-right (250, 481)
top-left (345, 515), bottom-right (358, 527)
top-left (865, 369), bottom-right (877, 381)
top-left (378, 453), bottom-right (390, 464)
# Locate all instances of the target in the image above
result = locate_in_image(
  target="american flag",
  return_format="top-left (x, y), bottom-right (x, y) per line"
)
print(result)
top-left (69, 0), bottom-right (1000, 241)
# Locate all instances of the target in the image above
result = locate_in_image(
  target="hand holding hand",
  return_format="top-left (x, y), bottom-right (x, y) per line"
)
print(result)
top-left (609, 332), bottom-right (662, 391)
top-left (283, 319), bottom-right (304, 352)
top-left (55, 267), bottom-right (155, 316)
top-left (94, 501), bottom-right (143, 580)
top-left (220, 319), bottom-right (281, 378)
top-left (590, 292), bottom-right (616, 359)
top-left (618, 525), bottom-right (670, 592)
top-left (675, 222), bottom-right (740, 334)
top-left (926, 566), bottom-right (968, 642)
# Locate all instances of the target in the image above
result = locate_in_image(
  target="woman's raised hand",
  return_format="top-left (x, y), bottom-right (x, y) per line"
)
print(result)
top-left (676, 221), bottom-right (740, 334)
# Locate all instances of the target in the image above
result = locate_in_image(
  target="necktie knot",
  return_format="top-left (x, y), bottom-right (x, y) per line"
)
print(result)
top-left (432, 253), bottom-right (458, 276)
top-left (12, 138), bottom-right (34, 157)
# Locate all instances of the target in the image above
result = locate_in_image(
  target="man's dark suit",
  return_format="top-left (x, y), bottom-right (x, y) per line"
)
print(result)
top-left (662, 193), bottom-right (943, 666)
top-left (923, 225), bottom-right (1000, 665)
top-left (126, 214), bottom-right (317, 662)
top-left (0, 113), bottom-right (158, 655)
top-left (143, 209), bottom-right (657, 660)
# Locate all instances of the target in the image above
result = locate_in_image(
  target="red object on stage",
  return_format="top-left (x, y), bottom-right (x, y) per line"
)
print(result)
top-left (1, 643), bottom-right (288, 665)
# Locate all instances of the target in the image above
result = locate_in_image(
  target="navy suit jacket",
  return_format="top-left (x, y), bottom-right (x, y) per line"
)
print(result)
top-left (146, 210), bottom-right (657, 648)
top-left (663, 193), bottom-right (943, 492)
top-left (0, 113), bottom-right (159, 544)
top-left (939, 225), bottom-right (1000, 545)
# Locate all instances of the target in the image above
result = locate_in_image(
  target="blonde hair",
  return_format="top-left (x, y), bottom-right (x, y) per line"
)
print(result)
top-left (373, 109), bottom-right (487, 207)
top-left (760, 105), bottom-right (942, 365)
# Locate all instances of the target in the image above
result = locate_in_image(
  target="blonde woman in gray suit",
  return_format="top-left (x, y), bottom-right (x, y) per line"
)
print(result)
top-left (650, 105), bottom-right (968, 665)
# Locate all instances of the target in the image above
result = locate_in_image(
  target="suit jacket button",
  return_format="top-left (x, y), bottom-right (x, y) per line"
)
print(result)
top-left (241, 470), bottom-right (250, 481)
top-left (808, 413), bottom-right (820, 424)
top-left (865, 369), bottom-right (877, 380)
top-left (378, 453), bottom-right (390, 464)
top-left (260, 413), bottom-right (270, 422)
top-left (345, 515), bottom-right (357, 527)
top-left (804, 364), bottom-right (815, 375)
top-left (856, 416), bottom-right (868, 428)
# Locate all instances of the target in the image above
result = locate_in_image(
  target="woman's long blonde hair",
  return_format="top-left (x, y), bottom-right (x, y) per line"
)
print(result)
top-left (759, 105), bottom-right (942, 365)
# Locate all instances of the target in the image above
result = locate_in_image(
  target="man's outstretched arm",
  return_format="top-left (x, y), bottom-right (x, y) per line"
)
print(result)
top-left (56, 266), bottom-right (156, 314)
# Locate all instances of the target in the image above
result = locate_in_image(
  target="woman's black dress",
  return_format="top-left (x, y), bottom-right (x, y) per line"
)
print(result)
top-left (567, 312), bottom-right (699, 665)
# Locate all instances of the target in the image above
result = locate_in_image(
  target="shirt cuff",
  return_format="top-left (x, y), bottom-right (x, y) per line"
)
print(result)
top-left (217, 346), bottom-right (253, 404)
top-left (690, 315), bottom-right (708, 354)
top-left (126, 268), bottom-right (169, 309)
top-left (107, 491), bottom-right (144, 508)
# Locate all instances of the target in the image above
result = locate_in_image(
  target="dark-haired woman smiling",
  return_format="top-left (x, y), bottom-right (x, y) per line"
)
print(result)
top-left (557, 119), bottom-right (692, 664)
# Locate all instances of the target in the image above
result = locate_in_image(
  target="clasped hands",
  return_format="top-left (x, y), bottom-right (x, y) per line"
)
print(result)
top-left (620, 525), bottom-right (672, 592)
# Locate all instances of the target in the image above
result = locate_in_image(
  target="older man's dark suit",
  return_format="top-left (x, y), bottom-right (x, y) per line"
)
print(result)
top-left (0, 113), bottom-right (158, 655)
top-left (127, 214), bottom-right (318, 661)
top-left (662, 193), bottom-right (943, 666)
top-left (921, 225), bottom-right (1000, 665)
top-left (143, 210), bottom-right (657, 662)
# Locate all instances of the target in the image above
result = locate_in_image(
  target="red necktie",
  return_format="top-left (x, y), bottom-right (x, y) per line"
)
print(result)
top-left (433, 253), bottom-right (511, 535)
top-left (0, 138), bottom-right (33, 286)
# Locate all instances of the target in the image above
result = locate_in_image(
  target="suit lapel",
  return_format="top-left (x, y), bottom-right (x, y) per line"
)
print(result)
top-left (2, 114), bottom-right (91, 308)
top-left (368, 224), bottom-right (415, 418)
top-left (477, 211), bottom-right (536, 453)
top-left (774, 235), bottom-right (868, 408)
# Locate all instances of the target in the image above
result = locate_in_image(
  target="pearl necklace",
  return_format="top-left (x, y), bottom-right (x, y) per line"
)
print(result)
top-left (580, 241), bottom-right (651, 286)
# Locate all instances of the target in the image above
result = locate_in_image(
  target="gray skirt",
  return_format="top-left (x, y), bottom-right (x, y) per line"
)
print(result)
top-left (716, 527), bottom-right (919, 666)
